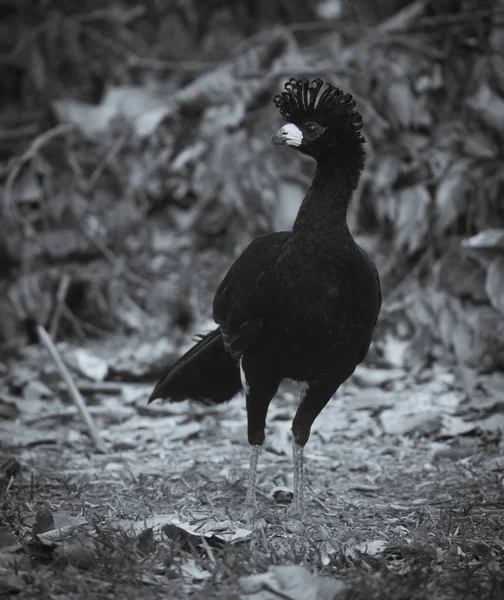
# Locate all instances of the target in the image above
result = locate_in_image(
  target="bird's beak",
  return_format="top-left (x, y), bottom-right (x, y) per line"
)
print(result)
top-left (271, 124), bottom-right (303, 147)
top-left (271, 128), bottom-right (287, 145)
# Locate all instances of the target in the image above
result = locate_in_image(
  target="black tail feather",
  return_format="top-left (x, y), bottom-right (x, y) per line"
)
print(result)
top-left (148, 328), bottom-right (241, 404)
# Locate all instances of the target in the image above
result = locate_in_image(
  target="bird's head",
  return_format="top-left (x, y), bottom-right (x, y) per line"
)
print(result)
top-left (272, 77), bottom-right (365, 168)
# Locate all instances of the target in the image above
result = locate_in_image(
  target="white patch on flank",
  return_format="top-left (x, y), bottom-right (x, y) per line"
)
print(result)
top-left (280, 123), bottom-right (303, 147)
top-left (239, 358), bottom-right (250, 395)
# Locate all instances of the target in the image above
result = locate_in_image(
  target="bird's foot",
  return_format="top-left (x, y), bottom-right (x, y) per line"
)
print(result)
top-left (281, 503), bottom-right (305, 533)
top-left (237, 501), bottom-right (257, 525)
top-left (286, 503), bottom-right (305, 523)
top-left (288, 507), bottom-right (304, 519)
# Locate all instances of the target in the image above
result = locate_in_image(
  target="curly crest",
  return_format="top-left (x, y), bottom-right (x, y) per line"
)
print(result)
top-left (273, 77), bottom-right (364, 142)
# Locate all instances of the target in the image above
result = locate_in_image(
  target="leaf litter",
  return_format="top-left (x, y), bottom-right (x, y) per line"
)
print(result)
top-left (3, 2), bottom-right (504, 598)
top-left (1, 329), bottom-right (504, 598)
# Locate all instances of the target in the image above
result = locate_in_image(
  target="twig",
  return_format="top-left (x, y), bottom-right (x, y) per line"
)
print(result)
top-left (199, 535), bottom-right (216, 566)
top-left (9, 19), bottom-right (56, 59)
top-left (61, 305), bottom-right (87, 340)
top-left (74, 5), bottom-right (145, 24)
top-left (80, 228), bottom-right (152, 288)
top-left (243, 64), bottom-right (349, 80)
top-left (382, 250), bottom-right (433, 307)
top-left (126, 55), bottom-right (219, 72)
top-left (23, 404), bottom-right (132, 426)
top-left (84, 27), bottom-right (218, 72)
top-left (405, 7), bottom-right (504, 33)
top-left (86, 128), bottom-right (129, 193)
top-left (289, 20), bottom-right (360, 33)
top-left (261, 584), bottom-right (296, 600)
top-left (70, 314), bottom-right (109, 337)
top-left (49, 273), bottom-right (72, 339)
top-left (3, 124), bottom-right (74, 223)
top-left (56, 381), bottom-right (124, 394)
top-left (0, 124), bottom-right (40, 141)
top-left (377, 0), bottom-right (428, 34)
top-left (36, 325), bottom-right (107, 453)
top-left (285, 2), bottom-right (427, 39)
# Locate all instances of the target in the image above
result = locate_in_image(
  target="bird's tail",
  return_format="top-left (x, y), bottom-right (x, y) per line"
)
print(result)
top-left (148, 328), bottom-right (241, 404)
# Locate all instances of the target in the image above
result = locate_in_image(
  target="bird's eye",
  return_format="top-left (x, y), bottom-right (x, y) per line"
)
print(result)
top-left (304, 122), bottom-right (319, 133)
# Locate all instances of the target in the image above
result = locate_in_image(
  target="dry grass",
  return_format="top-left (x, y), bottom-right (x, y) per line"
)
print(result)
top-left (2, 391), bottom-right (504, 600)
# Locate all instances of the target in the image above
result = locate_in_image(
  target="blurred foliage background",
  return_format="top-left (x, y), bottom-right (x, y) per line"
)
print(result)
top-left (1, 0), bottom-right (504, 375)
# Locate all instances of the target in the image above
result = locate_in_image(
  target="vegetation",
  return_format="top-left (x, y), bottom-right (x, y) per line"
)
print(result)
top-left (1, 1), bottom-right (504, 598)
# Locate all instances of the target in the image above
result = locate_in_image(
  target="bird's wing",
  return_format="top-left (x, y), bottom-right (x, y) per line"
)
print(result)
top-left (308, 247), bottom-right (381, 360)
top-left (355, 246), bottom-right (382, 364)
top-left (213, 232), bottom-right (291, 358)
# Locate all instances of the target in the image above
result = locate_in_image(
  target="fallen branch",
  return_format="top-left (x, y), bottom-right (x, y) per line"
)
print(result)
top-left (36, 325), bottom-right (107, 453)
top-left (3, 124), bottom-right (75, 220)
top-left (56, 381), bottom-right (124, 394)
top-left (49, 273), bottom-right (72, 339)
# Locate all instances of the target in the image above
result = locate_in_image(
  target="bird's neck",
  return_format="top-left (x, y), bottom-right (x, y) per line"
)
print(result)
top-left (292, 162), bottom-right (359, 239)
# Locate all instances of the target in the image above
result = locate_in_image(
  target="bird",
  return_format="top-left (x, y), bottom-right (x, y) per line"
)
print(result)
top-left (149, 77), bottom-right (382, 517)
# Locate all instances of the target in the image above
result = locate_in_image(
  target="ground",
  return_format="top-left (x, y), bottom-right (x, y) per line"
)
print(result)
top-left (1, 343), bottom-right (504, 600)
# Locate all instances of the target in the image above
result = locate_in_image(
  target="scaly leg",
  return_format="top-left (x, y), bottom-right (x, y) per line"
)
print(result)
top-left (291, 375), bottom-right (347, 515)
top-left (243, 444), bottom-right (261, 510)
top-left (238, 356), bottom-right (280, 520)
top-left (292, 441), bottom-right (305, 515)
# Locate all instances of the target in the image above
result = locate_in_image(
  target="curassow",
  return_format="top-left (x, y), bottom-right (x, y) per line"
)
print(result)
top-left (149, 77), bottom-right (382, 516)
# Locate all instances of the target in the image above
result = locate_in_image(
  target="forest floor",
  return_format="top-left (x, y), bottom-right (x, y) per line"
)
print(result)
top-left (1, 337), bottom-right (504, 600)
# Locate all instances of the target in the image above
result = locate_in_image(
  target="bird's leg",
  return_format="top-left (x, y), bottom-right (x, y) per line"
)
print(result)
top-left (291, 376), bottom-right (343, 516)
top-left (292, 440), bottom-right (304, 515)
top-left (242, 394), bottom-right (268, 518)
top-left (238, 360), bottom-right (279, 520)
top-left (240, 394), bottom-right (269, 521)
top-left (243, 444), bottom-right (261, 510)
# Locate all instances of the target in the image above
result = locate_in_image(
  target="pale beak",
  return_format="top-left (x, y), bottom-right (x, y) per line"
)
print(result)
top-left (271, 123), bottom-right (303, 147)
top-left (271, 128), bottom-right (287, 145)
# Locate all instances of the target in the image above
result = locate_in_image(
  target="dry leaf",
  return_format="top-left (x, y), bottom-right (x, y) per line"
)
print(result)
top-left (163, 517), bottom-right (251, 546)
top-left (395, 184), bottom-right (430, 253)
top-left (463, 130), bottom-right (498, 158)
top-left (0, 395), bottom-right (21, 420)
top-left (434, 159), bottom-right (471, 235)
top-left (485, 256), bottom-right (504, 316)
top-left (380, 410), bottom-right (442, 436)
top-left (0, 566), bottom-right (29, 592)
top-left (74, 349), bottom-right (108, 382)
top-left (350, 388), bottom-right (396, 411)
top-left (239, 565), bottom-right (346, 600)
top-left (180, 559), bottom-right (211, 582)
top-left (352, 366), bottom-right (406, 387)
top-left (0, 422), bottom-right (60, 447)
top-left (266, 421), bottom-right (291, 455)
top-left (349, 483), bottom-right (381, 493)
top-left (22, 380), bottom-right (52, 402)
top-left (352, 539), bottom-right (388, 556)
top-left (32, 506), bottom-right (55, 537)
top-left (381, 335), bottom-right (410, 368)
top-left (387, 82), bottom-right (415, 128)
top-left (462, 229), bottom-right (504, 270)
top-left (432, 445), bottom-right (477, 462)
top-left (437, 250), bottom-right (488, 302)
top-left (35, 513), bottom-right (88, 545)
top-left (54, 533), bottom-right (96, 568)
top-left (439, 416), bottom-right (476, 437)
top-left (466, 83), bottom-right (504, 131)
top-left (53, 87), bottom-right (175, 138)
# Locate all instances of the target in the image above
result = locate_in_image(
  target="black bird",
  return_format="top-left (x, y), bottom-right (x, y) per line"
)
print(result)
top-left (149, 77), bottom-right (382, 516)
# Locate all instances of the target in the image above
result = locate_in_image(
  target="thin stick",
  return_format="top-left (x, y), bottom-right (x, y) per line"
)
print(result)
top-left (55, 381), bottom-right (123, 394)
top-left (3, 124), bottom-right (74, 217)
top-left (49, 273), bottom-right (72, 339)
top-left (36, 325), bottom-right (107, 453)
